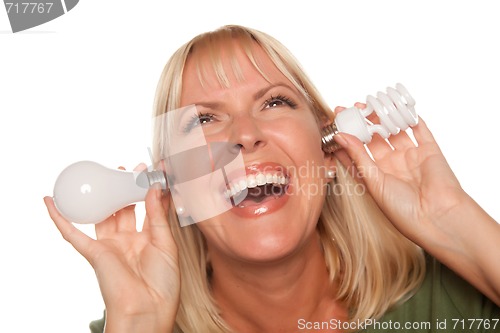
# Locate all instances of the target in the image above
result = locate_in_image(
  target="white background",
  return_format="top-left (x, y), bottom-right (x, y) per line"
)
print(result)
top-left (1, 1), bottom-right (499, 332)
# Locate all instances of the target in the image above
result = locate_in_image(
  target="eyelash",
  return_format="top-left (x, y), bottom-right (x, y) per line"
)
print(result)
top-left (183, 112), bottom-right (215, 133)
top-left (263, 94), bottom-right (298, 109)
top-left (183, 94), bottom-right (298, 133)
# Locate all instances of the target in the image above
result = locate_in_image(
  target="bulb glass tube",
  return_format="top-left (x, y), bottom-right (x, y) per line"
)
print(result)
top-left (321, 83), bottom-right (417, 153)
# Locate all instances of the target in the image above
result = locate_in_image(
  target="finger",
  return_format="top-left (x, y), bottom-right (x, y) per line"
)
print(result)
top-left (353, 101), bottom-right (378, 124)
top-left (114, 204), bottom-right (137, 233)
top-left (95, 211), bottom-right (118, 238)
top-left (143, 193), bottom-right (171, 230)
top-left (142, 185), bottom-right (171, 232)
top-left (329, 106), bottom-right (346, 124)
top-left (388, 130), bottom-right (417, 150)
top-left (144, 185), bottom-right (175, 252)
top-left (354, 102), bottom-right (366, 109)
top-left (365, 133), bottom-right (393, 160)
top-left (412, 116), bottom-right (438, 146)
top-left (333, 133), bottom-right (383, 193)
top-left (333, 148), bottom-right (354, 170)
top-left (44, 196), bottom-right (95, 258)
top-left (333, 150), bottom-right (365, 184)
top-left (333, 106), bottom-right (346, 115)
top-left (133, 163), bottom-right (148, 172)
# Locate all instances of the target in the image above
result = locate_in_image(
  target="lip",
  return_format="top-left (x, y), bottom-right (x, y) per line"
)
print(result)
top-left (223, 162), bottom-right (291, 218)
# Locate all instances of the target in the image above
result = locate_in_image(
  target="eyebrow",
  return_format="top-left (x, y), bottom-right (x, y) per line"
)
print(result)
top-left (193, 101), bottom-right (222, 109)
top-left (193, 82), bottom-right (296, 109)
top-left (252, 82), bottom-right (295, 100)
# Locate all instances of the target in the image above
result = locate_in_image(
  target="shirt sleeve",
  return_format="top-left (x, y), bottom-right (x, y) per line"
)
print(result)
top-left (89, 311), bottom-right (105, 333)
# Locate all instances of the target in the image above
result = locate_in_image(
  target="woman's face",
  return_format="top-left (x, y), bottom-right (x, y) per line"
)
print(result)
top-left (176, 41), bottom-right (333, 263)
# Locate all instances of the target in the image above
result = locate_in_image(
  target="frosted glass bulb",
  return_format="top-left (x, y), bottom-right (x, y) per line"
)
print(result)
top-left (321, 83), bottom-right (417, 153)
top-left (53, 161), bottom-right (166, 224)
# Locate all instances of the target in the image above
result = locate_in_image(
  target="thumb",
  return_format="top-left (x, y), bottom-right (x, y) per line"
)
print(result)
top-left (144, 184), bottom-right (175, 252)
top-left (333, 133), bottom-right (383, 192)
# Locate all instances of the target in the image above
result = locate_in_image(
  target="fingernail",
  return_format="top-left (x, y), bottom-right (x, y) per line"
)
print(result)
top-left (334, 133), bottom-right (348, 147)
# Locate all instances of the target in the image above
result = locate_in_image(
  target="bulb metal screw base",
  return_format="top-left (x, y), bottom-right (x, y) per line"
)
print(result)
top-left (321, 123), bottom-right (341, 153)
top-left (145, 170), bottom-right (168, 191)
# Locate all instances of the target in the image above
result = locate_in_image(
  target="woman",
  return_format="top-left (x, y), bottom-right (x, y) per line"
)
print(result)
top-left (44, 25), bottom-right (500, 332)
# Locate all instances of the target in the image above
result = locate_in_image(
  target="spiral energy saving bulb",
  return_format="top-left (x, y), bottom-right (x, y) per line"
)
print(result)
top-left (321, 83), bottom-right (417, 153)
top-left (53, 161), bottom-right (167, 224)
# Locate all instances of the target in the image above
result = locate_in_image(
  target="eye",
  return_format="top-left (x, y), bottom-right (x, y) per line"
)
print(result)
top-left (264, 94), bottom-right (298, 110)
top-left (183, 112), bottom-right (216, 133)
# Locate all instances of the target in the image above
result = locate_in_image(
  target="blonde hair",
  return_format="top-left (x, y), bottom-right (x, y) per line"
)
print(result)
top-left (152, 25), bottom-right (425, 333)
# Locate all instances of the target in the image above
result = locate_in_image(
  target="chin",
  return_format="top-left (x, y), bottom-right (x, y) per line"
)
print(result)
top-left (202, 209), bottom-right (316, 264)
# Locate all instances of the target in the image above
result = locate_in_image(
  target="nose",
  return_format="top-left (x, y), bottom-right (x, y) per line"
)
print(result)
top-left (229, 115), bottom-right (266, 153)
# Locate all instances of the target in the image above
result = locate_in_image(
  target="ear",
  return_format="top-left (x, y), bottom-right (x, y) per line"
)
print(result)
top-left (170, 184), bottom-right (188, 218)
top-left (156, 158), bottom-right (186, 217)
top-left (323, 152), bottom-right (338, 178)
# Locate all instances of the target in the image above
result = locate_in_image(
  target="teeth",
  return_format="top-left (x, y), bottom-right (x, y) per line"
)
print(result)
top-left (247, 175), bottom-right (257, 188)
top-left (231, 183), bottom-right (240, 196)
top-left (224, 172), bottom-right (288, 199)
top-left (266, 173), bottom-right (273, 183)
top-left (238, 179), bottom-right (247, 191)
top-left (256, 173), bottom-right (266, 186)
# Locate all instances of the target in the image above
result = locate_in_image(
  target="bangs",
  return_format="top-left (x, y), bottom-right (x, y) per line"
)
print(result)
top-left (188, 27), bottom-right (271, 88)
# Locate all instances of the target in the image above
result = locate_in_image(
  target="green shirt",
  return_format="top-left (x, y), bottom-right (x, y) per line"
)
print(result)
top-left (89, 257), bottom-right (499, 333)
top-left (359, 256), bottom-right (499, 333)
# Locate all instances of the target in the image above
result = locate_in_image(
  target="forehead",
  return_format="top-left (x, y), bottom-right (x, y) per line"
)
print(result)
top-left (182, 40), bottom-right (290, 97)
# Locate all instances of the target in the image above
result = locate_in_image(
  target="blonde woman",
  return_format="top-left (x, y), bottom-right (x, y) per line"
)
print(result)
top-left (44, 25), bottom-right (500, 333)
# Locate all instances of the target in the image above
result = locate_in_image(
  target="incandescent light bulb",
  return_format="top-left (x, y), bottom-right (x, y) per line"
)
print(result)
top-left (53, 161), bottom-right (166, 224)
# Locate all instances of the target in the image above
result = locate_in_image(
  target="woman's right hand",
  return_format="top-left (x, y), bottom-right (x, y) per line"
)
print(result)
top-left (44, 175), bottom-right (180, 333)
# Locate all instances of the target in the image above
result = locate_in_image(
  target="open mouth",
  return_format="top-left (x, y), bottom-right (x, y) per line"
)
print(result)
top-left (224, 169), bottom-right (289, 208)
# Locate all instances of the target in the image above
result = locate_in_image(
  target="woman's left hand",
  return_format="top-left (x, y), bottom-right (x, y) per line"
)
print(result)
top-left (332, 103), bottom-right (500, 305)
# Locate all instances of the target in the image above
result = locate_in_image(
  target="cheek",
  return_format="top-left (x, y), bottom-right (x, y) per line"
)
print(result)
top-left (267, 115), bottom-right (328, 202)
top-left (270, 113), bottom-right (324, 160)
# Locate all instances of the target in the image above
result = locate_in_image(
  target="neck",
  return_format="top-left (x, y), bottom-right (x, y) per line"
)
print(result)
top-left (209, 232), bottom-right (348, 333)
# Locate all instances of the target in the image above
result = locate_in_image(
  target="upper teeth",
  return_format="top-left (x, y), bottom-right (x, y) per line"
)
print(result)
top-left (224, 172), bottom-right (288, 198)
